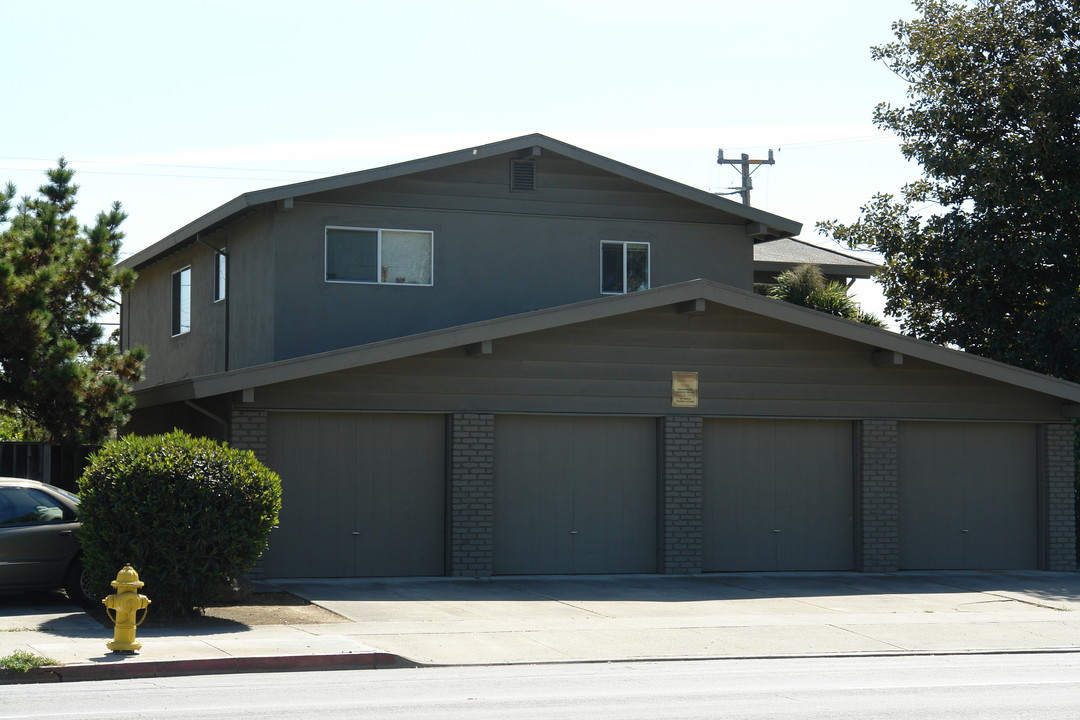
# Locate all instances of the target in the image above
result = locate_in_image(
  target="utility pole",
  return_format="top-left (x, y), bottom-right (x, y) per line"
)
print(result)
top-left (717, 149), bottom-right (775, 205)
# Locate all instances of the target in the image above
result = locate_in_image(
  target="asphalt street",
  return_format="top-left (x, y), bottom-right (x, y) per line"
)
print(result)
top-left (3, 653), bottom-right (1079, 719)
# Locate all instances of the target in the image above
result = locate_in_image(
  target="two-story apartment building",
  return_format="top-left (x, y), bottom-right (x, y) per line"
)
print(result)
top-left (119, 134), bottom-right (1078, 579)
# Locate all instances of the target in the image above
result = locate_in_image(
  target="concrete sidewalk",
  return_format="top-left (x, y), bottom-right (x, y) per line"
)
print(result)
top-left (4, 570), bottom-right (1080, 682)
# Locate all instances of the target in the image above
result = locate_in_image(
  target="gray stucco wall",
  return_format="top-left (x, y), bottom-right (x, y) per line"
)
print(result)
top-left (227, 210), bottom-right (277, 370)
top-left (125, 150), bottom-right (758, 386)
top-left (124, 239), bottom-right (226, 387)
top-left (270, 204), bottom-right (750, 361)
top-left (131, 299), bottom-right (1077, 577)
top-left (126, 209), bottom-right (276, 389)
top-left (266, 151), bottom-right (754, 362)
top-left (252, 305), bottom-right (1069, 423)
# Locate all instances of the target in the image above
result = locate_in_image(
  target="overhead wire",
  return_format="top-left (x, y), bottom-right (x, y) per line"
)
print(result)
top-left (0, 132), bottom-right (894, 183)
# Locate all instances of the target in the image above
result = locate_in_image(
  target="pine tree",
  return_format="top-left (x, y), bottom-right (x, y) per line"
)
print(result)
top-left (0, 160), bottom-right (145, 444)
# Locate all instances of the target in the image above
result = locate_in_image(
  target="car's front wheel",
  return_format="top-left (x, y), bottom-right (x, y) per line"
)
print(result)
top-left (63, 558), bottom-right (98, 610)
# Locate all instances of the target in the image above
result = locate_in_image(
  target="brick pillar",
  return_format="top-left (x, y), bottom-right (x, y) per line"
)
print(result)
top-left (660, 416), bottom-right (704, 574)
top-left (1042, 423), bottom-right (1077, 571)
top-left (448, 413), bottom-right (495, 577)
top-left (230, 408), bottom-right (271, 578)
top-left (230, 409), bottom-right (268, 462)
top-left (856, 419), bottom-right (899, 572)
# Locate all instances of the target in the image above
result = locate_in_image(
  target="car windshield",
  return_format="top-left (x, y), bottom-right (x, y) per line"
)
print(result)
top-left (53, 487), bottom-right (80, 505)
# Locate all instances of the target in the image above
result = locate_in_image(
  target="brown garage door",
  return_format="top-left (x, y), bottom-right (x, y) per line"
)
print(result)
top-left (262, 412), bottom-right (445, 578)
top-left (494, 415), bottom-right (657, 574)
top-left (704, 419), bottom-right (855, 571)
top-left (898, 422), bottom-right (1037, 569)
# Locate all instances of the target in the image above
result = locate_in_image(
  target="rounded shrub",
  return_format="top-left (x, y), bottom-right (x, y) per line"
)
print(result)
top-left (78, 430), bottom-right (282, 617)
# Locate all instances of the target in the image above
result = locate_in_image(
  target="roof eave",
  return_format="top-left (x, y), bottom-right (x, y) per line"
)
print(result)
top-left (132, 279), bottom-right (1080, 409)
top-left (120, 134), bottom-right (801, 270)
top-left (754, 260), bottom-right (878, 280)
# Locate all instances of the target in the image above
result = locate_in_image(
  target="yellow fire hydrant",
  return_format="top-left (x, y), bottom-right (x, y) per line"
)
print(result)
top-left (103, 564), bottom-right (151, 653)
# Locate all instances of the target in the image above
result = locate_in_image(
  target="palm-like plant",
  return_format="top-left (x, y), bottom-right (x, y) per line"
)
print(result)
top-left (768, 264), bottom-right (886, 328)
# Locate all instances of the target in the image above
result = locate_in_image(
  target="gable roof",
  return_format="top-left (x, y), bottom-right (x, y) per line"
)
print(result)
top-left (121, 134), bottom-right (802, 271)
top-left (753, 237), bottom-right (878, 280)
top-left (134, 278), bottom-right (1080, 411)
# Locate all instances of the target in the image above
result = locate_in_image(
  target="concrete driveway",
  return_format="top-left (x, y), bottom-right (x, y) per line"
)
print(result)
top-left (272, 570), bottom-right (1080, 665)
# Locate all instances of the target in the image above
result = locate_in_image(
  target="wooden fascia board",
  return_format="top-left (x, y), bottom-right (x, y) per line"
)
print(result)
top-left (720, 287), bottom-right (1080, 403)
top-left (753, 260), bottom-right (878, 279)
top-left (132, 278), bottom-right (1080, 408)
top-left (120, 136), bottom-right (549, 271)
top-left (531, 137), bottom-right (802, 236)
top-left (133, 279), bottom-right (1080, 409)
top-left (120, 135), bottom-right (802, 271)
top-left (120, 196), bottom-right (259, 270)
top-left (176, 285), bottom-right (701, 400)
top-left (132, 379), bottom-right (199, 408)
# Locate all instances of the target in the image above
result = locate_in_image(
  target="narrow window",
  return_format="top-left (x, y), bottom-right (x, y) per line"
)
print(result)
top-left (171, 266), bottom-right (191, 336)
top-left (325, 227), bottom-right (433, 285)
top-left (600, 241), bottom-right (650, 294)
top-left (214, 249), bottom-right (227, 302)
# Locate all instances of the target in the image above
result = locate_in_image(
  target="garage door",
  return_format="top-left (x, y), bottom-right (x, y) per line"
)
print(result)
top-left (703, 419), bottom-right (854, 571)
top-left (899, 422), bottom-right (1037, 569)
top-left (494, 415), bottom-right (657, 574)
top-left (262, 412), bottom-right (445, 578)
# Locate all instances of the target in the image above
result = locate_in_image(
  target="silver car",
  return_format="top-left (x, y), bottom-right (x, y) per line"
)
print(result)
top-left (0, 477), bottom-right (94, 607)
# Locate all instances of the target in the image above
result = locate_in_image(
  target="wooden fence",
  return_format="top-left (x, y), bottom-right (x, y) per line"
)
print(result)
top-left (0, 443), bottom-right (97, 492)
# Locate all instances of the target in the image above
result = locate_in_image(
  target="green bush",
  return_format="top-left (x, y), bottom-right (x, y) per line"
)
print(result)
top-left (0, 650), bottom-right (59, 672)
top-left (78, 431), bottom-right (282, 617)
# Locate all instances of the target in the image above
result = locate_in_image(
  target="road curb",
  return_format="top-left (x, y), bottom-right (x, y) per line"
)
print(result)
top-left (7, 646), bottom-right (1079, 684)
top-left (0, 652), bottom-right (414, 684)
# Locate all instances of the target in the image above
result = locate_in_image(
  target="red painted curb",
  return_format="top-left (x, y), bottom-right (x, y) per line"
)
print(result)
top-left (2, 652), bottom-right (412, 684)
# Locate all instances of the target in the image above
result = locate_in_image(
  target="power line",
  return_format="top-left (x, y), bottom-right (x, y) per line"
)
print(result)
top-left (0, 155), bottom-right (329, 176)
top-left (0, 131), bottom-right (894, 184)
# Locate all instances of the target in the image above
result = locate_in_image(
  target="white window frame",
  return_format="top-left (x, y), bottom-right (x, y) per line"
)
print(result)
top-left (324, 226), bottom-right (434, 286)
top-left (600, 240), bottom-right (650, 295)
top-left (213, 249), bottom-right (227, 302)
top-left (171, 265), bottom-right (191, 337)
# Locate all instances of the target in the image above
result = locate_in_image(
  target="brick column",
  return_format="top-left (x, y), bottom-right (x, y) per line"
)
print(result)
top-left (660, 416), bottom-right (704, 574)
top-left (230, 409), bottom-right (268, 462)
top-left (448, 413), bottom-right (495, 577)
top-left (1042, 423), bottom-right (1077, 571)
top-left (856, 419), bottom-right (899, 572)
top-left (230, 408), bottom-right (271, 579)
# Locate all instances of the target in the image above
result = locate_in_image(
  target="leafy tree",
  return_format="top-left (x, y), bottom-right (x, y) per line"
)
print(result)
top-left (78, 431), bottom-right (282, 618)
top-left (0, 161), bottom-right (145, 444)
top-left (0, 408), bottom-right (44, 442)
top-left (818, 0), bottom-right (1080, 382)
top-left (767, 263), bottom-right (886, 328)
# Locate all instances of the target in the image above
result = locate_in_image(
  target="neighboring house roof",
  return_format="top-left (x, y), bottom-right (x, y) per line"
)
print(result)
top-left (133, 278), bottom-right (1080, 411)
top-left (753, 237), bottom-right (878, 280)
top-left (120, 134), bottom-right (802, 271)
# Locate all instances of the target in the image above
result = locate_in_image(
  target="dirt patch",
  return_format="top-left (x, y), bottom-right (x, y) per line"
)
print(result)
top-left (89, 590), bottom-right (351, 628)
top-left (200, 591), bottom-right (349, 626)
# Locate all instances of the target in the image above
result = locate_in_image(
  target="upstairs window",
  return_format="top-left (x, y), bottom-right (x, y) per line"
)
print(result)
top-left (601, 241), bottom-right (650, 294)
top-left (325, 227), bottom-right (433, 285)
top-left (214, 249), bottom-right (227, 302)
top-left (171, 266), bottom-right (191, 336)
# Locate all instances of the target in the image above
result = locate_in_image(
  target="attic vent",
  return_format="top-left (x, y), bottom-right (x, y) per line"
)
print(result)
top-left (510, 159), bottom-right (536, 192)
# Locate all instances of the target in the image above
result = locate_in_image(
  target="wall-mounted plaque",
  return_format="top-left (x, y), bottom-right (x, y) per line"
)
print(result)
top-left (672, 371), bottom-right (699, 408)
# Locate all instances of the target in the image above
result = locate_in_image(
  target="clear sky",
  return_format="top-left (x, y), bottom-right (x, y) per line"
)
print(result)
top-left (3, 0), bottom-right (924, 321)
